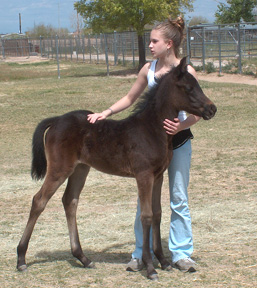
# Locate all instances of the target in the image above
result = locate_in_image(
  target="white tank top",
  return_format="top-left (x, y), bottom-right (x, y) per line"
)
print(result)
top-left (147, 60), bottom-right (187, 123)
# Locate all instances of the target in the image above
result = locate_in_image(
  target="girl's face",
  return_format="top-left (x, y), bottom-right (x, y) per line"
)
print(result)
top-left (149, 29), bottom-right (172, 59)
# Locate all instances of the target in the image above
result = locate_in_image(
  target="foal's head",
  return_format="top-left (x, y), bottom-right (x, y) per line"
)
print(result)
top-left (167, 57), bottom-right (217, 120)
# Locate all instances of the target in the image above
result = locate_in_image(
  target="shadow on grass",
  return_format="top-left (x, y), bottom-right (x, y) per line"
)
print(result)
top-left (31, 243), bottom-right (133, 269)
top-left (26, 239), bottom-right (174, 278)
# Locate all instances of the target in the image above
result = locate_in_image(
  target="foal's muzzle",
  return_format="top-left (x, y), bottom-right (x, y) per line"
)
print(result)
top-left (202, 103), bottom-right (217, 120)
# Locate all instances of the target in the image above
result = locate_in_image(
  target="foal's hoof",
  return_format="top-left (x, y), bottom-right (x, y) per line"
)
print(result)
top-left (161, 263), bottom-right (172, 271)
top-left (86, 261), bottom-right (95, 269)
top-left (17, 264), bottom-right (27, 272)
top-left (148, 273), bottom-right (159, 281)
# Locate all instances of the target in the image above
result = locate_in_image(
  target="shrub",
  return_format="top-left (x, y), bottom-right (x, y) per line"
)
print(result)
top-left (205, 62), bottom-right (216, 73)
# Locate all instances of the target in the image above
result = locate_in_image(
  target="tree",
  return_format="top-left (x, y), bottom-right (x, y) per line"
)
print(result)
top-left (215, 0), bottom-right (257, 24)
top-left (70, 11), bottom-right (84, 35)
top-left (189, 16), bottom-right (210, 26)
top-left (74, 0), bottom-right (193, 69)
top-left (254, 6), bottom-right (257, 21)
top-left (26, 24), bottom-right (69, 37)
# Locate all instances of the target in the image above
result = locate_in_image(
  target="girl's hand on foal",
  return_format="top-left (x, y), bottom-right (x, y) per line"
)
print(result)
top-left (87, 113), bottom-right (107, 123)
top-left (163, 118), bottom-right (181, 135)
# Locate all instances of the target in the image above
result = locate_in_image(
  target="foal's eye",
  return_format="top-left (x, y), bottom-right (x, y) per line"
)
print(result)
top-left (184, 85), bottom-right (192, 93)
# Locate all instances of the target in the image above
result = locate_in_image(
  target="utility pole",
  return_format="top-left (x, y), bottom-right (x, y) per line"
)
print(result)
top-left (19, 13), bottom-right (22, 34)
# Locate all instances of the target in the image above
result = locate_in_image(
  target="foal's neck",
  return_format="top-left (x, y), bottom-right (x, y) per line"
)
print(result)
top-left (155, 56), bottom-right (180, 78)
top-left (155, 80), bottom-right (179, 122)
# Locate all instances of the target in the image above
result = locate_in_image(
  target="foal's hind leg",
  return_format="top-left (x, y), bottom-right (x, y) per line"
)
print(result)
top-left (152, 175), bottom-right (172, 271)
top-left (62, 164), bottom-right (93, 268)
top-left (17, 172), bottom-right (69, 271)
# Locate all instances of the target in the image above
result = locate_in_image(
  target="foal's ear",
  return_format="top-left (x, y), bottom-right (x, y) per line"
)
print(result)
top-left (180, 57), bottom-right (188, 73)
top-left (173, 56), bottom-right (188, 79)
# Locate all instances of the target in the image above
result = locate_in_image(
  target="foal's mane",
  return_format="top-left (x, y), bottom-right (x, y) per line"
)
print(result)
top-left (131, 66), bottom-right (174, 116)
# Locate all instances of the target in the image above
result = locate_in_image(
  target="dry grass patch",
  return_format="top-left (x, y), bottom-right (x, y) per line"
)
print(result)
top-left (0, 60), bottom-right (256, 287)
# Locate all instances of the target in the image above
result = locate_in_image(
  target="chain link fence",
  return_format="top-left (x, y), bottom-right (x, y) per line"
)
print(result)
top-left (1, 22), bottom-right (257, 74)
top-left (188, 22), bottom-right (257, 74)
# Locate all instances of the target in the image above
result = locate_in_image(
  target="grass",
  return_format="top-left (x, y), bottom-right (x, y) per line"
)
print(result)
top-left (0, 59), bottom-right (256, 288)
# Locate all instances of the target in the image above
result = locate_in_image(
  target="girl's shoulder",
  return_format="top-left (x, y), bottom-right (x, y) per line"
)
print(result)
top-left (187, 64), bottom-right (198, 80)
top-left (139, 61), bottom-right (152, 77)
top-left (138, 60), bottom-right (158, 81)
top-left (142, 60), bottom-right (158, 74)
top-left (143, 60), bottom-right (158, 69)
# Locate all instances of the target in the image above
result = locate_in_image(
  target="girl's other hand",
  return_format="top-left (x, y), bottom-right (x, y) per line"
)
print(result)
top-left (163, 118), bottom-right (181, 135)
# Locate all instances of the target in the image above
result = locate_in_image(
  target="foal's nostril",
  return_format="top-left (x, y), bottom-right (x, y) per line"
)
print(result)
top-left (211, 104), bottom-right (217, 116)
top-left (202, 103), bottom-right (217, 120)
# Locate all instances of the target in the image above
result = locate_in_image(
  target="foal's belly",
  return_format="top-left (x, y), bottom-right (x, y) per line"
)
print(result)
top-left (81, 123), bottom-right (171, 178)
top-left (81, 144), bottom-right (171, 179)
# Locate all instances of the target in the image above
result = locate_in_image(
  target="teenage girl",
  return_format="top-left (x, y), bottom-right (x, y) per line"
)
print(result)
top-left (88, 16), bottom-right (200, 273)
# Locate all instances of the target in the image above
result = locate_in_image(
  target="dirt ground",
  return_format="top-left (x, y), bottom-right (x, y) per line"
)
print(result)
top-left (197, 71), bottom-right (257, 86)
top-left (1, 55), bottom-right (257, 86)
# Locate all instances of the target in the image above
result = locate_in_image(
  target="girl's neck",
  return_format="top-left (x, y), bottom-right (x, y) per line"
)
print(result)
top-left (155, 54), bottom-right (180, 77)
top-left (158, 53), bottom-right (180, 68)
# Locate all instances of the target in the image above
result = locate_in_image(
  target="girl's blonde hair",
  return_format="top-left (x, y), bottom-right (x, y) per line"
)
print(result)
top-left (153, 16), bottom-right (185, 57)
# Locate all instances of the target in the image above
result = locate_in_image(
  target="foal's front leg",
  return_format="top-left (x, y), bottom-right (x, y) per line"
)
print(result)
top-left (152, 175), bottom-right (172, 271)
top-left (136, 173), bottom-right (158, 280)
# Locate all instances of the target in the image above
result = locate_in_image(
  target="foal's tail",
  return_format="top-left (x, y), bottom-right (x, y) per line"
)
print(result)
top-left (31, 116), bottom-right (59, 180)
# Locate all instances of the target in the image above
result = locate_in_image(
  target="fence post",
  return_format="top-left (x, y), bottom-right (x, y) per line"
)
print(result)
top-left (47, 38), bottom-right (50, 58)
top-left (40, 36), bottom-right (43, 57)
top-left (88, 34), bottom-right (92, 63)
top-left (58, 37), bottom-right (61, 59)
top-left (70, 38), bottom-right (73, 60)
top-left (132, 31), bottom-right (135, 67)
top-left (100, 33), bottom-right (104, 52)
top-left (202, 27), bottom-right (205, 72)
top-left (237, 24), bottom-right (242, 74)
top-left (218, 25), bottom-right (222, 75)
top-left (82, 35), bottom-right (85, 62)
top-left (121, 33), bottom-right (125, 65)
top-left (114, 31), bottom-right (117, 65)
top-left (55, 36), bottom-right (57, 59)
top-left (76, 36), bottom-right (79, 61)
top-left (64, 36), bottom-right (67, 60)
top-left (51, 36), bottom-right (53, 58)
top-left (95, 35), bottom-right (99, 64)
top-left (186, 25), bottom-right (191, 64)
top-left (143, 32), bottom-right (147, 59)
top-left (56, 35), bottom-right (60, 79)
top-left (1, 39), bottom-right (5, 58)
top-left (104, 34), bottom-right (109, 76)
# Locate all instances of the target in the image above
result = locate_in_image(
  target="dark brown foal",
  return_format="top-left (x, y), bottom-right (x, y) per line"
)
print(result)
top-left (17, 57), bottom-right (217, 280)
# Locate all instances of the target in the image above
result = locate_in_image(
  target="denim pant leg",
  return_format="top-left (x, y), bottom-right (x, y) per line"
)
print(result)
top-left (132, 198), bottom-right (153, 259)
top-left (168, 140), bottom-right (193, 263)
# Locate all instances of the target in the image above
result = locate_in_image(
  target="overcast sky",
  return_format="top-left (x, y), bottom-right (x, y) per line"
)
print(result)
top-left (0, 0), bottom-right (226, 35)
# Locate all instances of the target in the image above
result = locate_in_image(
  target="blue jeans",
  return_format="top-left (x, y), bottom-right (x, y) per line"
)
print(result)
top-left (131, 140), bottom-right (193, 264)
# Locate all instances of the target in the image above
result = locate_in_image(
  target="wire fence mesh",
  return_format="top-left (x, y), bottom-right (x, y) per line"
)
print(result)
top-left (1, 22), bottom-right (257, 74)
top-left (188, 22), bottom-right (257, 74)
